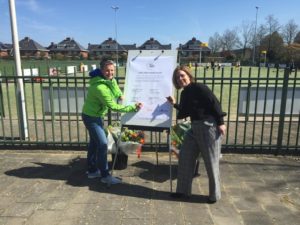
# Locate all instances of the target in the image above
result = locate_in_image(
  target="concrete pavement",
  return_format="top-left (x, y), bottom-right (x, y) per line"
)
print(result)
top-left (0, 150), bottom-right (299, 225)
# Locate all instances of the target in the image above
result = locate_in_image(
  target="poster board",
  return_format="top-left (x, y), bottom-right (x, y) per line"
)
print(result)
top-left (121, 50), bottom-right (178, 128)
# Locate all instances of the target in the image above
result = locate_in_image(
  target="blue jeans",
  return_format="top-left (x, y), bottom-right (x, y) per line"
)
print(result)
top-left (82, 114), bottom-right (109, 177)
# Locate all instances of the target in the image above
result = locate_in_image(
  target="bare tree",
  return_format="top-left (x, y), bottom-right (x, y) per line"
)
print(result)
top-left (282, 19), bottom-right (299, 44)
top-left (261, 31), bottom-right (284, 62)
top-left (241, 21), bottom-right (254, 48)
top-left (265, 15), bottom-right (281, 34)
top-left (294, 32), bottom-right (300, 43)
top-left (254, 25), bottom-right (267, 63)
top-left (240, 21), bottom-right (254, 58)
top-left (256, 25), bottom-right (267, 46)
top-left (265, 15), bottom-right (281, 52)
top-left (208, 32), bottom-right (222, 53)
top-left (221, 29), bottom-right (241, 51)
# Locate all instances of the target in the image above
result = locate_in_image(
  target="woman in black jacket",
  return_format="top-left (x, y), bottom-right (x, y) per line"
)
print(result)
top-left (167, 65), bottom-right (226, 203)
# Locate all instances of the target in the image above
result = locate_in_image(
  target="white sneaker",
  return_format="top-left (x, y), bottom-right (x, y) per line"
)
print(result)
top-left (87, 170), bottom-right (101, 179)
top-left (101, 175), bottom-right (122, 184)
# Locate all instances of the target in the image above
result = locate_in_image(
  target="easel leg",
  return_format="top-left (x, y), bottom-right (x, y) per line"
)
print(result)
top-left (109, 126), bottom-right (123, 187)
top-left (168, 132), bottom-right (172, 193)
top-left (155, 132), bottom-right (159, 165)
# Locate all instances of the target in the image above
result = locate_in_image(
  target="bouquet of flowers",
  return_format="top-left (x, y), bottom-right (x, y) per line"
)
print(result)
top-left (120, 128), bottom-right (145, 157)
top-left (121, 128), bottom-right (145, 144)
top-left (107, 126), bottom-right (145, 157)
top-left (170, 121), bottom-right (191, 158)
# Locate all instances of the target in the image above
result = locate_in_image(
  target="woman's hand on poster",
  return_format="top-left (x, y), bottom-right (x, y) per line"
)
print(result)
top-left (135, 102), bottom-right (143, 111)
top-left (166, 96), bottom-right (176, 105)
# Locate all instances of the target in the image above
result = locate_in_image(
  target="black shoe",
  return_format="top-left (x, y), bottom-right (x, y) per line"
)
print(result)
top-left (193, 172), bottom-right (201, 177)
top-left (206, 198), bottom-right (217, 204)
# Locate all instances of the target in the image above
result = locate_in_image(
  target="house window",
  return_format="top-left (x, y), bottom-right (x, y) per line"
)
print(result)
top-left (145, 45), bottom-right (159, 49)
top-left (57, 44), bottom-right (66, 49)
top-left (189, 44), bottom-right (200, 49)
top-left (102, 44), bottom-right (111, 49)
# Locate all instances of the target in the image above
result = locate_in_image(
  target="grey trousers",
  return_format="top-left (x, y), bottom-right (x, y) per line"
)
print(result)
top-left (176, 118), bottom-right (221, 201)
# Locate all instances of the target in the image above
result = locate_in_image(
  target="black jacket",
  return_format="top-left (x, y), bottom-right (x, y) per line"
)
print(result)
top-left (174, 83), bottom-right (226, 125)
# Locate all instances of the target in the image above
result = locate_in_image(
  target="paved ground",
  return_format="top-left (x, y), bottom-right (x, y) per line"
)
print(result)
top-left (0, 150), bottom-right (299, 225)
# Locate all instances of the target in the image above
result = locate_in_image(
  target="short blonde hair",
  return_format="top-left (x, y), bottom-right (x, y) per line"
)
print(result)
top-left (172, 65), bottom-right (194, 89)
top-left (100, 59), bottom-right (115, 70)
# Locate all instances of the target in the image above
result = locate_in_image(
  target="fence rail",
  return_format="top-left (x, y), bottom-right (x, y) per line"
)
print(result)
top-left (0, 66), bottom-right (299, 155)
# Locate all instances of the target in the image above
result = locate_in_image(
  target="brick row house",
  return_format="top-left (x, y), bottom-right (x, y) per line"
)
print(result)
top-left (1, 37), bottom-right (213, 63)
top-left (88, 37), bottom-right (137, 64)
top-left (19, 37), bottom-right (49, 59)
top-left (138, 37), bottom-right (171, 50)
top-left (47, 37), bottom-right (88, 60)
top-left (0, 42), bottom-right (12, 58)
top-left (1, 37), bottom-right (49, 59)
top-left (88, 37), bottom-right (173, 63)
top-left (178, 37), bottom-right (211, 64)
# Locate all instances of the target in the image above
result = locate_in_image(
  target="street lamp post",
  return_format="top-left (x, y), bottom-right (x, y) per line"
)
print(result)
top-left (252, 6), bottom-right (259, 66)
top-left (111, 6), bottom-right (119, 78)
top-left (199, 47), bottom-right (202, 64)
top-left (8, 0), bottom-right (28, 139)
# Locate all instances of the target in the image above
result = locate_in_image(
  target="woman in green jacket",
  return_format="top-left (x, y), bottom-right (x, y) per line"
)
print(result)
top-left (82, 59), bottom-right (142, 184)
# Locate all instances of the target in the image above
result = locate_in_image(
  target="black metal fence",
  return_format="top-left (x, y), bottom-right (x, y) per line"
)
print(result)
top-left (0, 66), bottom-right (299, 155)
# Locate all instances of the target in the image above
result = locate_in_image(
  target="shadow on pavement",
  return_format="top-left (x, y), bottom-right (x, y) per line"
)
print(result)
top-left (5, 156), bottom-right (208, 203)
top-left (130, 160), bottom-right (178, 182)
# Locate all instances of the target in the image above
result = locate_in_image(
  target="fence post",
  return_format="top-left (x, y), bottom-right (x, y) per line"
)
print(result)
top-left (276, 68), bottom-right (289, 155)
top-left (49, 79), bottom-right (55, 121)
top-left (194, 62), bottom-right (198, 81)
top-left (245, 81), bottom-right (252, 122)
top-left (0, 78), bottom-right (4, 117)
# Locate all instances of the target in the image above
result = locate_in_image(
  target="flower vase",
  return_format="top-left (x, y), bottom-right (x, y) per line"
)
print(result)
top-left (119, 141), bottom-right (141, 155)
top-left (111, 152), bottom-right (128, 170)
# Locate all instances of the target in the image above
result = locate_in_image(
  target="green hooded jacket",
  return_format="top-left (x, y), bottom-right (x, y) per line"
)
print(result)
top-left (82, 76), bottom-right (136, 117)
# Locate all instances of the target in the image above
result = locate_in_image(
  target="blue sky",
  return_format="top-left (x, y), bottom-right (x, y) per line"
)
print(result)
top-left (0, 0), bottom-right (299, 49)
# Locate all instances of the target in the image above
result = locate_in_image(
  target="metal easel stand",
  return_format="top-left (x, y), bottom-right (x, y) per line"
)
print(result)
top-left (155, 129), bottom-right (173, 193)
top-left (152, 128), bottom-right (173, 192)
top-left (108, 126), bottom-right (124, 188)
top-left (167, 129), bottom-right (173, 193)
top-left (154, 132), bottom-right (159, 165)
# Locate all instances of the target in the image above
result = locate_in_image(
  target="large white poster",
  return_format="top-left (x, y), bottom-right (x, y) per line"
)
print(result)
top-left (121, 50), bottom-right (178, 128)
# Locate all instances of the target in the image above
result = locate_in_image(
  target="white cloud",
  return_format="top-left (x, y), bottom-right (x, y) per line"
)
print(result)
top-left (17, 0), bottom-right (39, 12)
top-left (19, 16), bottom-right (55, 31)
top-left (18, 17), bottom-right (59, 42)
